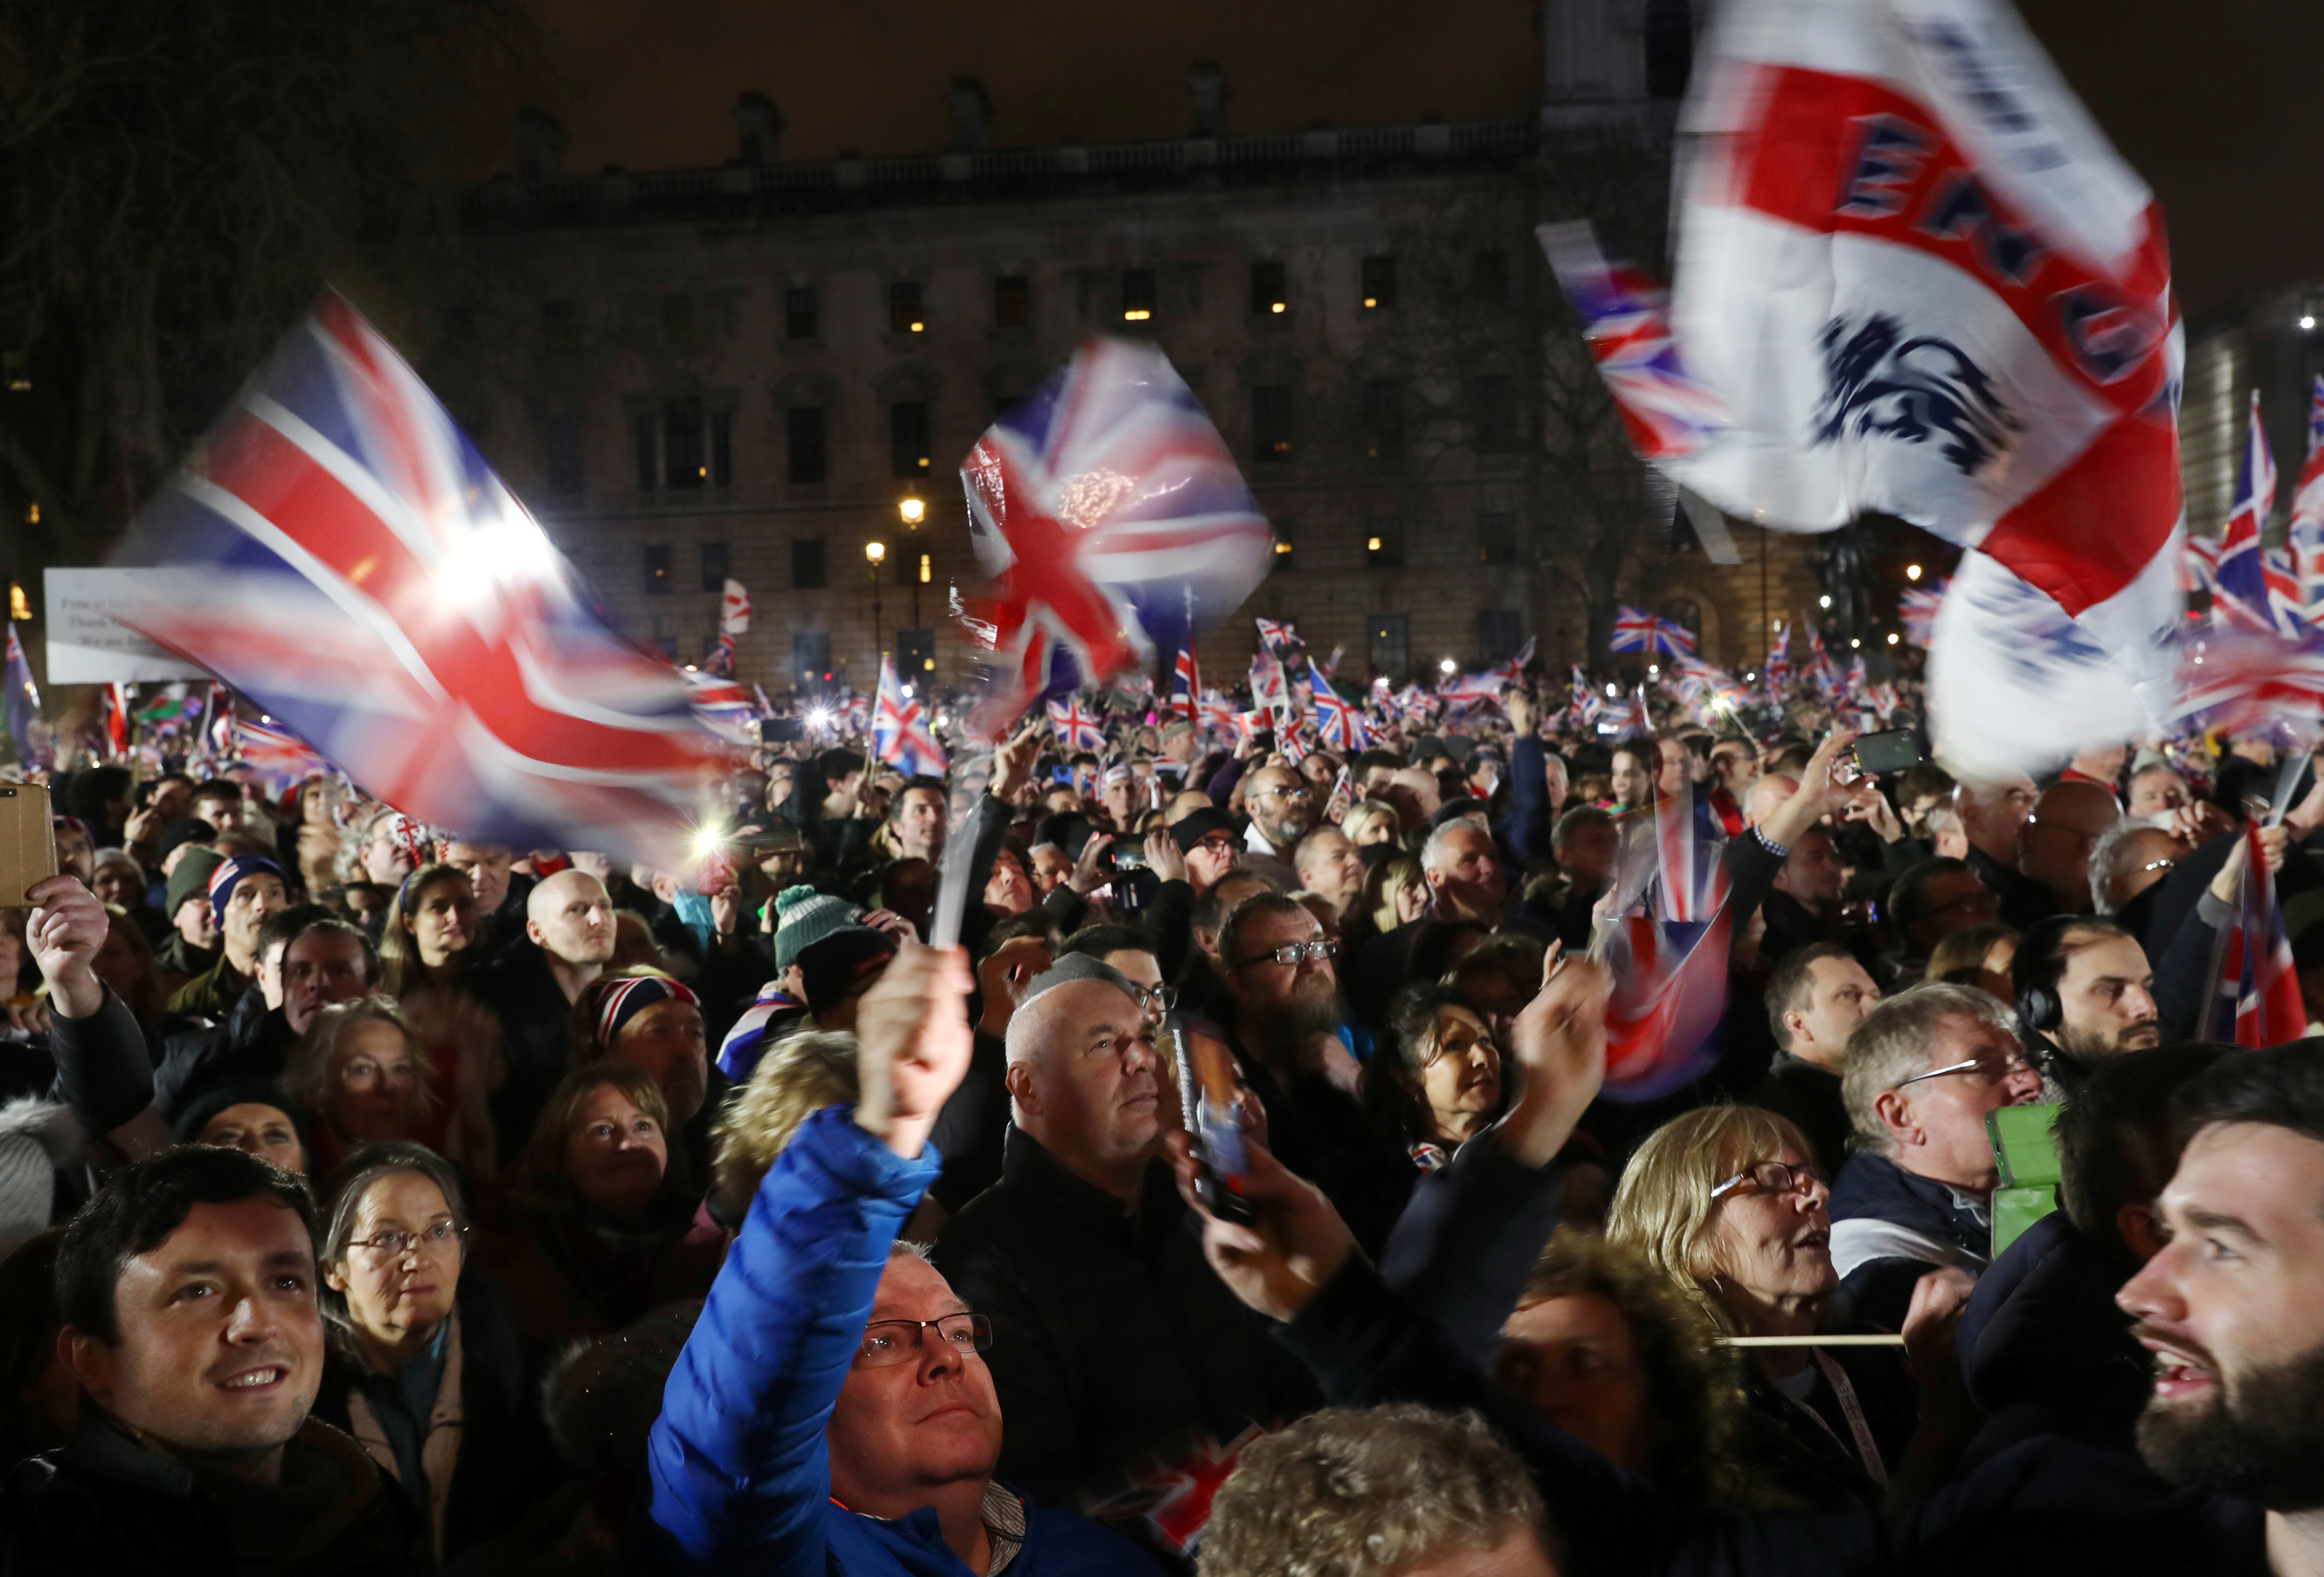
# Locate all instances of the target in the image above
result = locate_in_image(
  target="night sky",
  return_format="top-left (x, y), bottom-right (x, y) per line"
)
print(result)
top-left (477, 0), bottom-right (2321, 318)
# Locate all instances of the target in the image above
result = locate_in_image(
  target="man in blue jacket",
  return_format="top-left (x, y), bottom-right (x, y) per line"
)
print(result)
top-left (642, 939), bottom-right (1160, 1575)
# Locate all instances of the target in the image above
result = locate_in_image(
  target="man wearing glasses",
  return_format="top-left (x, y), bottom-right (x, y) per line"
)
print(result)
top-left (1240, 766), bottom-right (1315, 888)
top-left (647, 943), bottom-right (1158, 1575)
top-left (1831, 983), bottom-right (2045, 1331)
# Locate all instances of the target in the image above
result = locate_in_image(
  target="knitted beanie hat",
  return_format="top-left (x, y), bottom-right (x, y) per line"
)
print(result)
top-left (772, 885), bottom-right (862, 974)
top-left (167, 846), bottom-right (228, 920)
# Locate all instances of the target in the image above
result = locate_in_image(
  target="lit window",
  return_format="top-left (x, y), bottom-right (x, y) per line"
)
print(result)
top-left (889, 281), bottom-right (925, 335)
top-left (1121, 268), bottom-right (1157, 322)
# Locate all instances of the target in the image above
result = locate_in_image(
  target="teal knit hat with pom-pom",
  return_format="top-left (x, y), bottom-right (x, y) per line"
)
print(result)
top-left (771, 885), bottom-right (862, 973)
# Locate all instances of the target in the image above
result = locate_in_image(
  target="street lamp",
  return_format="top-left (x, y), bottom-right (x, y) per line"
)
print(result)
top-left (898, 498), bottom-right (924, 628)
top-left (866, 541), bottom-right (887, 662)
top-left (898, 497), bottom-right (926, 527)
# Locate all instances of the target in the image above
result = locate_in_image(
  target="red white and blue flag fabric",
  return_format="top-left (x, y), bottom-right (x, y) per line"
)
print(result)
top-left (873, 655), bottom-right (949, 778)
top-left (2179, 534), bottom-right (2222, 600)
top-left (1600, 775), bottom-right (1733, 1100)
top-left (1609, 605), bottom-right (1696, 658)
top-left (1551, 0), bottom-right (2184, 780)
top-left (703, 632), bottom-right (736, 677)
top-left (1493, 637), bottom-right (1537, 684)
top-left (682, 670), bottom-right (760, 746)
top-left (4, 626), bottom-right (46, 769)
top-left (1310, 668), bottom-right (1369, 752)
top-left (1438, 670), bottom-right (1507, 708)
top-left (231, 718), bottom-right (335, 790)
top-left (959, 338), bottom-right (1272, 736)
top-left (105, 291), bottom-right (726, 863)
top-left (1568, 667), bottom-right (1603, 730)
top-left (1763, 626), bottom-right (1791, 693)
top-left (1899, 584), bottom-right (1946, 648)
top-left (1170, 648), bottom-right (1199, 723)
top-left (2292, 376), bottom-right (2324, 619)
top-left (1197, 691), bottom-right (1236, 737)
top-left (2214, 391), bottom-right (2283, 635)
top-left (1046, 697), bottom-right (1106, 753)
top-left (1539, 225), bottom-right (1728, 460)
top-left (100, 684), bottom-right (130, 760)
top-left (1255, 618), bottom-right (1299, 657)
top-left (719, 578), bottom-right (751, 636)
top-left (2202, 820), bottom-right (2305, 1048)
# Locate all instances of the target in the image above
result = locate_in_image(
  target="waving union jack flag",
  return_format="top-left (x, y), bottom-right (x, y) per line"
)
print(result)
top-left (1197, 690), bottom-right (1237, 736)
top-left (231, 718), bottom-right (335, 791)
top-left (4, 625), bottom-right (45, 769)
top-left (1899, 584), bottom-right (1945, 648)
top-left (2216, 391), bottom-right (2284, 635)
top-left (1254, 618), bottom-right (1300, 657)
top-left (873, 655), bottom-right (948, 778)
top-left (1310, 667), bottom-right (1368, 752)
top-left (1609, 605), bottom-right (1696, 658)
top-left (960, 338), bottom-right (1273, 735)
top-left (2203, 820), bottom-right (2306, 1047)
top-left (1170, 648), bottom-right (1200, 723)
top-left (1763, 626), bottom-right (1791, 693)
top-left (682, 669), bottom-right (760, 746)
top-left (1567, 666), bottom-right (1602, 731)
top-left (1046, 697), bottom-right (1106, 753)
top-left (1540, 223), bottom-right (1727, 461)
top-left (105, 291), bottom-right (725, 863)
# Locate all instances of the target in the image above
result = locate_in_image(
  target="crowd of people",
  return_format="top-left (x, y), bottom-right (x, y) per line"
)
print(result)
top-left (1, 669), bottom-right (2321, 1576)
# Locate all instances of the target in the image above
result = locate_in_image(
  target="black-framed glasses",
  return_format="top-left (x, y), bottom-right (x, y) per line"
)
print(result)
top-left (1894, 1051), bottom-right (2031, 1090)
top-left (1253, 784), bottom-right (1313, 801)
top-left (1710, 1161), bottom-right (1827, 1201)
top-left (1133, 983), bottom-right (1178, 1013)
top-left (1233, 939), bottom-right (1340, 970)
top-left (856, 1313), bottom-right (993, 1369)
top-left (351, 1221), bottom-right (468, 1258)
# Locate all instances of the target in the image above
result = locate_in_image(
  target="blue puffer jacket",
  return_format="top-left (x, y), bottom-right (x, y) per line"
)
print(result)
top-left (644, 1104), bottom-right (1160, 1575)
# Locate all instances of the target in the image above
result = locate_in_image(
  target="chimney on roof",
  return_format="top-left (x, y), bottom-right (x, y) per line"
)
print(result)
top-left (735, 91), bottom-right (784, 166)
top-left (1187, 62), bottom-right (1227, 137)
top-left (513, 106), bottom-right (569, 181)
top-left (948, 77), bottom-right (994, 153)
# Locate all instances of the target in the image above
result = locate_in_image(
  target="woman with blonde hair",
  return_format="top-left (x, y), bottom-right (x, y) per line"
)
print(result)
top-left (706, 1029), bottom-right (857, 1228)
top-left (1359, 852), bottom-right (1429, 939)
top-left (375, 862), bottom-right (502, 1182)
top-left (1607, 1105), bottom-right (1968, 1510)
top-left (1340, 797), bottom-right (1401, 850)
top-left (281, 996), bottom-right (436, 1176)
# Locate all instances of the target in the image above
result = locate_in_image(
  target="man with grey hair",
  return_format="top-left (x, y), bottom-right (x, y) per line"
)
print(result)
top-left (2088, 818), bottom-right (2186, 921)
top-left (1240, 764), bottom-right (1314, 887)
top-left (931, 953), bottom-right (1318, 1524)
top-left (1202, 1405), bottom-right (1555, 1577)
top-left (1417, 821), bottom-right (1506, 925)
top-left (1830, 982), bottom-right (2045, 1329)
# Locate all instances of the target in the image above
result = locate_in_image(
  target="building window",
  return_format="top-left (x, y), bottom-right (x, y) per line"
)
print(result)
top-left (544, 419), bottom-right (583, 495)
top-left (918, 552), bottom-right (932, 585)
top-left (889, 281), bottom-right (925, 334)
top-left (1473, 376), bottom-right (1519, 452)
top-left (1480, 610), bottom-right (1523, 663)
top-left (1645, 0), bottom-right (1693, 98)
top-left (891, 401), bottom-right (932, 478)
top-left (1251, 385), bottom-right (1293, 465)
top-left (784, 286), bottom-right (819, 341)
top-left (1250, 261), bottom-right (1288, 316)
top-left (1368, 613), bottom-right (1410, 681)
top-left (897, 628), bottom-right (936, 677)
top-left (643, 544), bottom-right (673, 596)
top-left (1360, 255), bottom-right (1397, 311)
top-left (1472, 249), bottom-right (1511, 303)
top-left (1477, 513), bottom-right (1517, 565)
top-left (1121, 268), bottom-right (1157, 322)
top-left (994, 275), bottom-right (1032, 328)
top-left (700, 540), bottom-right (729, 593)
top-left (542, 299), bottom-right (578, 351)
top-left (787, 407), bottom-right (828, 485)
top-left (1366, 518), bottom-right (1405, 569)
top-left (1360, 380), bottom-right (1404, 459)
top-left (791, 538), bottom-right (827, 591)
top-left (1271, 517), bottom-right (1295, 573)
top-left (792, 630), bottom-right (832, 689)
top-left (636, 399), bottom-right (734, 491)
top-left (663, 293), bottom-right (699, 349)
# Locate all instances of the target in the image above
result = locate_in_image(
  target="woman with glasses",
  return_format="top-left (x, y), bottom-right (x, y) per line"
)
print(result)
top-left (1608, 1106), bottom-right (1959, 1511)
top-left (313, 1141), bottom-right (559, 1564)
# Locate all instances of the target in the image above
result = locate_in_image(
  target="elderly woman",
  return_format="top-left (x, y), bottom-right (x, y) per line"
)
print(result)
top-left (312, 1142), bottom-right (558, 1564)
top-left (1607, 1105), bottom-right (1966, 1510)
top-left (484, 1063), bottom-right (720, 1345)
top-left (376, 863), bottom-right (501, 1181)
top-left (281, 996), bottom-right (434, 1175)
top-left (1493, 1227), bottom-right (1756, 1509)
top-left (573, 968), bottom-right (721, 1191)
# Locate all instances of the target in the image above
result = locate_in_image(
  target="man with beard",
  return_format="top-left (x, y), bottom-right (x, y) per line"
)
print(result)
top-left (1218, 891), bottom-right (1406, 1251)
top-left (931, 954), bottom-right (1317, 1523)
top-left (1240, 766), bottom-right (1313, 888)
top-left (2012, 916), bottom-right (2161, 1092)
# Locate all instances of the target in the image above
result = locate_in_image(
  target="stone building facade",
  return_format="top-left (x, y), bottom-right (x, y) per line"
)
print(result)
top-left (432, 0), bottom-right (1822, 693)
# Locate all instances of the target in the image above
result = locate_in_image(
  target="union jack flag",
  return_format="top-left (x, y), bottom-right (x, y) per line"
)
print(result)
top-left (719, 578), bottom-right (751, 635)
top-left (4, 626), bottom-right (46, 769)
top-left (2202, 820), bottom-right (2306, 1047)
top-left (1046, 696), bottom-right (1106, 753)
top-left (2215, 391), bottom-right (2282, 635)
top-left (2179, 533), bottom-right (2223, 599)
top-left (1539, 222), bottom-right (1727, 461)
top-left (683, 669), bottom-right (760, 745)
top-left (2171, 627), bottom-right (2324, 735)
top-left (1608, 605), bottom-right (1696, 658)
top-left (231, 718), bottom-right (335, 790)
top-left (1438, 669), bottom-right (1507, 709)
top-left (703, 632), bottom-right (735, 677)
top-left (1763, 626), bottom-right (1791, 693)
top-left (106, 291), bottom-right (725, 864)
top-left (1170, 648), bottom-right (1199, 722)
top-left (873, 655), bottom-right (948, 778)
top-left (1255, 617), bottom-right (1300, 657)
top-left (1310, 667), bottom-right (1369, 752)
top-left (1568, 666), bottom-right (1602, 730)
top-left (1197, 690), bottom-right (1236, 736)
top-left (2294, 377), bottom-right (2324, 616)
top-left (1493, 637), bottom-right (1537, 684)
top-left (2266, 547), bottom-right (2309, 635)
top-left (1899, 585), bottom-right (1945, 648)
top-left (959, 338), bottom-right (1273, 734)
top-left (1600, 773), bottom-right (1732, 1100)
top-left (100, 683), bottom-right (130, 760)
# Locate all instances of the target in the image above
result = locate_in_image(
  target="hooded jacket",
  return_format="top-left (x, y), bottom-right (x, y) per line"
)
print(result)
top-left (1829, 1149), bottom-right (1992, 1330)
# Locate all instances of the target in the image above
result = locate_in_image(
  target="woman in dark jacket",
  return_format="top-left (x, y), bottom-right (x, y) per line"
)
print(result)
top-left (311, 1140), bottom-right (561, 1565)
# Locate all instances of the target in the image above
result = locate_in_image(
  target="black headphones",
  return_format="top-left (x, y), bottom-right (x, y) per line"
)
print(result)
top-left (2012, 914), bottom-right (2085, 1038)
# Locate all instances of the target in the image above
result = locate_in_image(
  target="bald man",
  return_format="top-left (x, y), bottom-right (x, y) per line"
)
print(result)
top-left (475, 867), bottom-right (619, 1151)
top-left (931, 956), bottom-right (1317, 1509)
top-left (2019, 779), bottom-right (2122, 917)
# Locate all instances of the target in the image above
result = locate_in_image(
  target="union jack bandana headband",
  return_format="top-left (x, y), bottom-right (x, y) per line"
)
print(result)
top-left (594, 974), bottom-right (700, 1050)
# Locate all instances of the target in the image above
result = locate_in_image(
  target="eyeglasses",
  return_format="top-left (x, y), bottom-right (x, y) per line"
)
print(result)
top-left (1710, 1161), bottom-right (1828, 1200)
top-left (1893, 1050), bottom-right (2032, 1089)
top-left (1253, 785), bottom-right (1313, 801)
top-left (2136, 858), bottom-right (2177, 875)
top-left (351, 1221), bottom-right (468, 1258)
top-left (1133, 983), bottom-right (1178, 1013)
top-left (1233, 939), bottom-right (1340, 970)
top-left (855, 1313), bottom-right (993, 1369)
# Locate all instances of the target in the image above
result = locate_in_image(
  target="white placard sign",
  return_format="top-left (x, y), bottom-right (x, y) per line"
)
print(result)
top-left (44, 568), bottom-right (210, 683)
